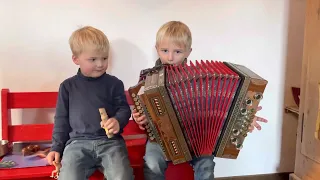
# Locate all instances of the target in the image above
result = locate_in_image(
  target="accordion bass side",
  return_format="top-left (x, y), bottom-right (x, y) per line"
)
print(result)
top-left (128, 60), bottom-right (267, 165)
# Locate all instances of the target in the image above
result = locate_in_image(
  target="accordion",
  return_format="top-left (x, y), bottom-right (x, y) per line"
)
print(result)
top-left (128, 60), bottom-right (267, 165)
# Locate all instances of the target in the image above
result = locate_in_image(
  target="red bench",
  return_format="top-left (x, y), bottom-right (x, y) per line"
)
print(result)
top-left (0, 88), bottom-right (194, 180)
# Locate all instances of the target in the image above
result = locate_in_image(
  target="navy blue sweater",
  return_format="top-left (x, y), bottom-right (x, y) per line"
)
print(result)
top-left (51, 69), bottom-right (131, 155)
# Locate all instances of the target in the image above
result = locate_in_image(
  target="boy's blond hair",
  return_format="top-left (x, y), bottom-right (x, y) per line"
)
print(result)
top-left (156, 21), bottom-right (192, 50)
top-left (69, 26), bottom-right (110, 57)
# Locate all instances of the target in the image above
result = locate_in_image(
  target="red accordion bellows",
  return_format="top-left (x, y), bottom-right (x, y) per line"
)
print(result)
top-left (165, 60), bottom-right (240, 157)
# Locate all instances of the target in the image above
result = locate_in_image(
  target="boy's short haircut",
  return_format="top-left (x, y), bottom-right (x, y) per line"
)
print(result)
top-left (156, 21), bottom-right (192, 50)
top-left (69, 26), bottom-right (110, 57)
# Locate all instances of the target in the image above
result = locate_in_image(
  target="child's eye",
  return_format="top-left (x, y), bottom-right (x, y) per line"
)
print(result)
top-left (176, 51), bottom-right (181, 53)
top-left (89, 58), bottom-right (96, 61)
top-left (103, 57), bottom-right (108, 60)
top-left (162, 50), bottom-right (168, 53)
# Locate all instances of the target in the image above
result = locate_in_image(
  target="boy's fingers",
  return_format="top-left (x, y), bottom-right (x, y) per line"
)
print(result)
top-left (136, 115), bottom-right (146, 122)
top-left (107, 120), bottom-right (119, 129)
top-left (108, 128), bottom-right (114, 134)
top-left (133, 113), bottom-right (140, 119)
top-left (47, 154), bottom-right (53, 165)
top-left (256, 116), bottom-right (268, 123)
top-left (138, 125), bottom-right (145, 130)
top-left (133, 113), bottom-right (142, 118)
top-left (136, 117), bottom-right (143, 122)
top-left (104, 118), bottom-right (116, 128)
top-left (112, 129), bottom-right (119, 134)
top-left (137, 119), bottom-right (147, 125)
top-left (248, 125), bottom-right (253, 132)
top-left (101, 119), bottom-right (110, 128)
top-left (106, 121), bottom-right (115, 130)
top-left (257, 106), bottom-right (262, 111)
top-left (253, 122), bottom-right (261, 130)
top-left (55, 153), bottom-right (60, 163)
top-left (108, 127), bottom-right (119, 134)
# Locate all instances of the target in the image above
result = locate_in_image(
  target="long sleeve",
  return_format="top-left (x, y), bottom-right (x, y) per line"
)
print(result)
top-left (113, 80), bottom-right (131, 131)
top-left (51, 82), bottom-right (71, 155)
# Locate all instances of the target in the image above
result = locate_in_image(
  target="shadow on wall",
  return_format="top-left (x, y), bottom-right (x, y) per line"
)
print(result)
top-left (278, 0), bottom-right (305, 173)
top-left (108, 38), bottom-right (149, 89)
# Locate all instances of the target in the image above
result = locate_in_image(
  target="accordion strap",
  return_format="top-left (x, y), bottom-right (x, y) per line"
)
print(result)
top-left (138, 58), bottom-right (187, 82)
top-left (138, 64), bottom-right (163, 82)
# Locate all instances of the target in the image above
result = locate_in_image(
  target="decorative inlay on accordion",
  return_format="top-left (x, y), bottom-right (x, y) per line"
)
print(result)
top-left (129, 60), bottom-right (267, 165)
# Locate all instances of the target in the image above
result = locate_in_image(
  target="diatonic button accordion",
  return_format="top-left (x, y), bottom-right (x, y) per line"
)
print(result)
top-left (129, 60), bottom-right (267, 165)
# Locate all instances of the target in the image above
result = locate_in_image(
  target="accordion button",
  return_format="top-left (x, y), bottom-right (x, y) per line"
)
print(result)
top-left (131, 93), bottom-right (136, 97)
top-left (230, 137), bottom-right (238, 144)
top-left (246, 99), bottom-right (252, 106)
top-left (232, 129), bottom-right (240, 136)
top-left (241, 109), bottom-right (248, 115)
top-left (254, 93), bottom-right (263, 100)
top-left (243, 121), bottom-right (249, 126)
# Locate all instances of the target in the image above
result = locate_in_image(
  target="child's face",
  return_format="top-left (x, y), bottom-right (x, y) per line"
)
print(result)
top-left (156, 39), bottom-right (192, 65)
top-left (72, 49), bottom-right (109, 77)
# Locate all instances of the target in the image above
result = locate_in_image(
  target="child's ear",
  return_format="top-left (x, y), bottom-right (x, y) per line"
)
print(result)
top-left (72, 55), bottom-right (79, 65)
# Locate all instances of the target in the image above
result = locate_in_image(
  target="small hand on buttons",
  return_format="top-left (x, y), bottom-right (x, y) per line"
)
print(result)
top-left (100, 118), bottom-right (120, 134)
top-left (249, 106), bottom-right (268, 133)
top-left (132, 109), bottom-right (147, 130)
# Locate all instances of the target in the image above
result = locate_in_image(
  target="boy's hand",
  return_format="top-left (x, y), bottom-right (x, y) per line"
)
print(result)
top-left (101, 118), bottom-right (120, 134)
top-left (46, 151), bottom-right (60, 165)
top-left (132, 109), bottom-right (147, 130)
top-left (249, 106), bottom-right (268, 133)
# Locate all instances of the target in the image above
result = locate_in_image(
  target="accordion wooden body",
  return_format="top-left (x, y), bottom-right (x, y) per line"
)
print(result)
top-left (128, 60), bottom-right (267, 165)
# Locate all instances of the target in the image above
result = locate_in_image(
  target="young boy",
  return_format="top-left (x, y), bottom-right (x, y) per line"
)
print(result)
top-left (46, 26), bottom-right (134, 180)
top-left (132, 21), bottom-right (268, 180)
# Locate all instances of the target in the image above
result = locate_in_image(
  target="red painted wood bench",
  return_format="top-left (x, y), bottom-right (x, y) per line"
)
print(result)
top-left (0, 88), bottom-right (194, 180)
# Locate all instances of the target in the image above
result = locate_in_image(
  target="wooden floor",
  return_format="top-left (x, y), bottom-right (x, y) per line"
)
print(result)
top-left (216, 172), bottom-right (291, 180)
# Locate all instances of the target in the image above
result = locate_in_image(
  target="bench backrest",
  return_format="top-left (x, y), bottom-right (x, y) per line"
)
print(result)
top-left (1, 88), bottom-right (142, 143)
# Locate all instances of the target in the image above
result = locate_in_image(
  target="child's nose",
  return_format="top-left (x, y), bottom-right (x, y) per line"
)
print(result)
top-left (168, 53), bottom-right (173, 61)
top-left (96, 60), bottom-right (103, 67)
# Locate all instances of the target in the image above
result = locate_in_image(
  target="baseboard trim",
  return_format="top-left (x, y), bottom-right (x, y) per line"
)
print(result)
top-left (215, 172), bottom-right (292, 180)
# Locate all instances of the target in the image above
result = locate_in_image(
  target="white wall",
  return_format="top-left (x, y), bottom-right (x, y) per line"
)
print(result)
top-left (0, 0), bottom-right (306, 178)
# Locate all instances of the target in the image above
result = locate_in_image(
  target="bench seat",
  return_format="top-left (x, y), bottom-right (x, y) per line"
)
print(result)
top-left (0, 121), bottom-right (147, 180)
